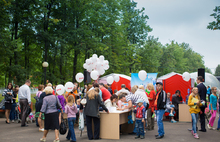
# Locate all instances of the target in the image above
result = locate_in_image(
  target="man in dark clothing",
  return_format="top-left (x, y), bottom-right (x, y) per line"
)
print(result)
top-left (196, 76), bottom-right (207, 132)
top-left (172, 90), bottom-right (182, 120)
top-left (154, 82), bottom-right (167, 139)
top-left (107, 84), bottom-right (113, 95)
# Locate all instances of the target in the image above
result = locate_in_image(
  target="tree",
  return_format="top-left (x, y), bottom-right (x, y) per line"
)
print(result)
top-left (215, 65), bottom-right (220, 76)
top-left (207, 6), bottom-right (220, 30)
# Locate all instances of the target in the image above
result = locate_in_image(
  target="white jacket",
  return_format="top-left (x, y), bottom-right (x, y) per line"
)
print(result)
top-left (135, 89), bottom-right (149, 104)
top-left (104, 99), bottom-right (117, 108)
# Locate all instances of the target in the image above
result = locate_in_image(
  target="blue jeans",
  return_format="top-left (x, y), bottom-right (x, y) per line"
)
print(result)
top-left (191, 113), bottom-right (199, 133)
top-left (217, 116), bottom-right (220, 129)
top-left (156, 109), bottom-right (165, 136)
top-left (66, 117), bottom-right (76, 141)
top-left (135, 119), bottom-right (144, 136)
top-left (9, 103), bottom-right (17, 120)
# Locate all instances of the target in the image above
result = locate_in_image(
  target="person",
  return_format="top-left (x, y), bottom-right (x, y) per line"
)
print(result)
top-left (104, 94), bottom-right (118, 108)
top-left (134, 99), bottom-right (146, 139)
top-left (47, 83), bottom-right (55, 95)
top-left (117, 93), bottom-right (127, 110)
top-left (165, 92), bottom-right (176, 123)
top-left (74, 82), bottom-right (79, 100)
top-left (82, 85), bottom-right (87, 97)
top-left (116, 84), bottom-right (130, 96)
top-left (35, 84), bottom-right (44, 128)
top-left (146, 83), bottom-right (156, 130)
top-left (84, 88), bottom-right (109, 140)
top-left (188, 87), bottom-right (204, 139)
top-left (196, 76), bottom-right (207, 132)
top-left (207, 86), bottom-right (211, 102)
top-left (207, 87), bottom-right (218, 130)
top-left (56, 92), bottom-right (66, 125)
top-left (93, 83), bottom-right (102, 101)
top-left (114, 89), bottom-right (118, 94)
top-left (10, 85), bottom-right (19, 123)
top-left (18, 80), bottom-right (31, 127)
top-left (40, 86), bottom-right (63, 142)
top-left (65, 95), bottom-right (78, 142)
top-left (172, 90), bottom-right (182, 120)
top-left (99, 83), bottom-right (111, 102)
top-left (154, 82), bottom-right (167, 139)
top-left (107, 84), bottom-right (113, 95)
top-left (3, 83), bottom-right (14, 124)
top-left (217, 96), bottom-right (220, 131)
top-left (135, 85), bottom-right (149, 108)
top-left (125, 86), bottom-right (144, 109)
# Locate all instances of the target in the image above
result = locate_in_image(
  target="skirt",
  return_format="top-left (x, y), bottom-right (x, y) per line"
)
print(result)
top-left (44, 112), bottom-right (59, 130)
top-left (5, 102), bottom-right (12, 110)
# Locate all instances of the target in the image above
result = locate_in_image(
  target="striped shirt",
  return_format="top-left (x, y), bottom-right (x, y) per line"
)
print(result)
top-left (126, 93), bottom-right (145, 105)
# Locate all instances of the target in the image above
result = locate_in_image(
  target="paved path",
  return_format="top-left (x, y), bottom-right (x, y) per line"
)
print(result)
top-left (0, 118), bottom-right (219, 142)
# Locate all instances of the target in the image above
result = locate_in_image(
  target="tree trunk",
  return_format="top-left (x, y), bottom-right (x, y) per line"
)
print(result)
top-left (72, 48), bottom-right (78, 82)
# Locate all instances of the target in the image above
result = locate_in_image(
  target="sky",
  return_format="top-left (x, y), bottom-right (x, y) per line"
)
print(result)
top-left (134, 0), bottom-right (220, 74)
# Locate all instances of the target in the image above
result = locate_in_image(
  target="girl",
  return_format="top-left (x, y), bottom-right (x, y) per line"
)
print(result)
top-left (207, 87), bottom-right (218, 130)
top-left (56, 92), bottom-right (66, 125)
top-left (104, 94), bottom-right (118, 108)
top-left (65, 95), bottom-right (78, 142)
top-left (188, 87), bottom-right (204, 139)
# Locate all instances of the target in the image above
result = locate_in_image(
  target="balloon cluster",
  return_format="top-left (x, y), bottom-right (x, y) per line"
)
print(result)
top-left (83, 54), bottom-right (109, 80)
top-left (56, 82), bottom-right (75, 95)
top-left (106, 75), bottom-right (120, 84)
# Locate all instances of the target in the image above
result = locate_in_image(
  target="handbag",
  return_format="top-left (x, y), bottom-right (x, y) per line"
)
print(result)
top-left (59, 117), bottom-right (67, 135)
top-left (55, 96), bottom-right (61, 109)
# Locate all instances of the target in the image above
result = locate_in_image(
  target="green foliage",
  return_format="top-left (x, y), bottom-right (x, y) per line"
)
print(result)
top-left (207, 6), bottom-right (220, 30)
top-left (215, 65), bottom-right (220, 76)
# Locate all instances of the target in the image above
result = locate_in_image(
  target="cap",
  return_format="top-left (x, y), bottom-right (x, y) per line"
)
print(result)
top-left (135, 99), bottom-right (144, 104)
top-left (156, 82), bottom-right (163, 86)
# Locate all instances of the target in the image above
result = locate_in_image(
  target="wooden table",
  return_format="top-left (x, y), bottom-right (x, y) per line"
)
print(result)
top-left (179, 104), bottom-right (191, 122)
top-left (99, 110), bottom-right (134, 139)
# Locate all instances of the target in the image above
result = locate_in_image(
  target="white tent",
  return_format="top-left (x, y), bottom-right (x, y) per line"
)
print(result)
top-left (190, 72), bottom-right (220, 91)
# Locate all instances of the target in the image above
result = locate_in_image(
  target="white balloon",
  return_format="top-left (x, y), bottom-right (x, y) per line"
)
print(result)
top-left (104, 65), bottom-right (109, 70)
top-left (85, 59), bottom-right (89, 64)
top-left (56, 84), bottom-right (65, 95)
top-left (138, 70), bottom-right (147, 81)
top-left (182, 72), bottom-right (191, 82)
top-left (87, 59), bottom-right (92, 65)
top-left (104, 60), bottom-right (109, 65)
top-left (91, 57), bottom-right (97, 63)
top-left (96, 62), bottom-right (101, 69)
top-left (83, 63), bottom-right (88, 69)
top-left (65, 82), bottom-right (75, 92)
top-left (98, 69), bottom-right (105, 75)
top-left (75, 73), bottom-right (84, 83)
top-left (90, 70), bottom-right (99, 80)
top-left (114, 75), bottom-right (120, 82)
top-left (107, 76), bottom-right (114, 84)
top-left (92, 54), bottom-right (98, 59)
top-left (99, 55), bottom-right (105, 61)
top-left (87, 68), bottom-right (92, 72)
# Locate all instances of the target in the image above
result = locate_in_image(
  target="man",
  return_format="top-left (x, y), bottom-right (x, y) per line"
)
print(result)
top-left (99, 83), bottom-right (111, 102)
top-left (154, 82), bottom-right (167, 139)
top-left (172, 90), bottom-right (182, 120)
top-left (107, 84), bottom-right (113, 95)
top-left (18, 80), bottom-right (31, 127)
top-left (166, 92), bottom-right (176, 123)
top-left (116, 84), bottom-right (130, 96)
top-left (196, 76), bottom-right (207, 132)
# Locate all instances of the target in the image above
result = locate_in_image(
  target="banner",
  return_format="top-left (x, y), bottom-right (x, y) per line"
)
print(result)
top-left (131, 73), bottom-right (158, 91)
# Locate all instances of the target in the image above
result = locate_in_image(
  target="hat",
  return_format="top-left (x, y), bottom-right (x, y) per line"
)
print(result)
top-left (156, 82), bottom-right (163, 86)
top-left (135, 99), bottom-right (144, 104)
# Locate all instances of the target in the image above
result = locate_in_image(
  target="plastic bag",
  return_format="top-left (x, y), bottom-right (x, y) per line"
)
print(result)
top-left (59, 117), bottom-right (67, 135)
top-left (79, 112), bottom-right (84, 131)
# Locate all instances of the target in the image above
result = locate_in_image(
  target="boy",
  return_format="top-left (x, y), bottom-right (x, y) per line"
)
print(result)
top-left (134, 99), bottom-right (146, 139)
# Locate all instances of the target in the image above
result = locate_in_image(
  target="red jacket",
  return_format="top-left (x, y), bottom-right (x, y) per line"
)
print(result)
top-left (136, 105), bottom-right (146, 119)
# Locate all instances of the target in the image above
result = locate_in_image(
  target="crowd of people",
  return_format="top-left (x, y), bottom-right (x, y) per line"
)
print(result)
top-left (1, 75), bottom-right (220, 141)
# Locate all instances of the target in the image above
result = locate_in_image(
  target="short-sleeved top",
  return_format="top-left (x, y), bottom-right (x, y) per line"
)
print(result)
top-left (126, 93), bottom-right (144, 105)
top-left (209, 94), bottom-right (217, 110)
top-left (207, 88), bottom-right (211, 95)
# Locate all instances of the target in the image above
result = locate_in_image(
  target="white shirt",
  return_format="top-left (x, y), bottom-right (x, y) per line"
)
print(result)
top-left (18, 84), bottom-right (31, 104)
top-left (115, 88), bottom-right (130, 96)
top-left (104, 99), bottom-right (117, 108)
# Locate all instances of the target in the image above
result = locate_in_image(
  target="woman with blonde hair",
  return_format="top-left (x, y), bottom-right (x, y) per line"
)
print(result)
top-left (84, 88), bottom-right (109, 140)
top-left (131, 86), bottom-right (138, 94)
top-left (188, 87), bottom-right (205, 139)
top-left (146, 83), bottom-right (156, 130)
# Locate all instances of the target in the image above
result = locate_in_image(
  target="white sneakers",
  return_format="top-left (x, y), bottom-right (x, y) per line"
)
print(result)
top-left (39, 128), bottom-right (44, 132)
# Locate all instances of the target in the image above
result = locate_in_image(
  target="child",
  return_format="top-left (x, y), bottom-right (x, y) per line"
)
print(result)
top-left (207, 87), bottom-right (218, 130)
top-left (65, 95), bottom-right (78, 142)
top-left (188, 87), bottom-right (204, 139)
top-left (117, 93), bottom-right (127, 110)
top-left (134, 99), bottom-right (146, 139)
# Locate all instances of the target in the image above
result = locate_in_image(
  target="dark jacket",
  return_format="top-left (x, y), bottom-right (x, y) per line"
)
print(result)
top-left (157, 90), bottom-right (167, 110)
top-left (197, 83), bottom-right (207, 108)
top-left (172, 94), bottom-right (182, 110)
top-left (36, 92), bottom-right (46, 112)
top-left (84, 94), bottom-right (108, 118)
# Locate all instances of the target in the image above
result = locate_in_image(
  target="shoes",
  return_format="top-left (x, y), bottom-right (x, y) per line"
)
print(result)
top-left (217, 128), bottom-right (220, 131)
top-left (128, 132), bottom-right (136, 135)
top-left (11, 120), bottom-right (15, 123)
top-left (207, 124), bottom-right (213, 130)
top-left (212, 128), bottom-right (216, 130)
top-left (40, 138), bottom-right (46, 142)
top-left (171, 120), bottom-right (177, 123)
top-left (53, 139), bottom-right (60, 142)
top-left (140, 135), bottom-right (145, 139)
top-left (5, 120), bottom-right (10, 124)
top-left (191, 130), bottom-right (194, 135)
top-left (169, 113), bottom-right (174, 117)
top-left (188, 128), bottom-right (192, 131)
top-left (21, 124), bottom-right (28, 127)
top-left (135, 136), bottom-right (140, 139)
top-left (155, 135), bottom-right (159, 137)
top-left (70, 141), bottom-right (76, 142)
top-left (94, 138), bottom-right (101, 140)
top-left (39, 128), bottom-right (44, 132)
top-left (156, 135), bottom-right (164, 139)
top-left (199, 129), bottom-right (206, 132)
top-left (193, 133), bottom-right (199, 139)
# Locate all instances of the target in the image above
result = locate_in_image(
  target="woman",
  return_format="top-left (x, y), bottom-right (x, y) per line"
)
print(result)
top-left (35, 84), bottom-right (45, 131)
top-left (207, 87), bottom-right (218, 130)
top-left (104, 94), bottom-right (118, 108)
top-left (146, 83), bottom-right (156, 131)
top-left (188, 87), bottom-right (204, 139)
top-left (84, 88), bottom-right (109, 140)
top-left (40, 86), bottom-right (62, 142)
top-left (131, 85), bottom-right (138, 95)
top-left (56, 92), bottom-right (66, 125)
top-left (3, 83), bottom-right (14, 124)
top-left (10, 85), bottom-right (19, 122)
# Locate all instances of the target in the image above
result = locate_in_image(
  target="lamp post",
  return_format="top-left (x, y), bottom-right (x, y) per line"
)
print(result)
top-left (42, 61), bottom-right (49, 85)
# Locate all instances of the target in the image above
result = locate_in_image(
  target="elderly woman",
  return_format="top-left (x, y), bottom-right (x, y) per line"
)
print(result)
top-left (84, 88), bottom-right (109, 140)
top-left (40, 87), bottom-right (62, 142)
